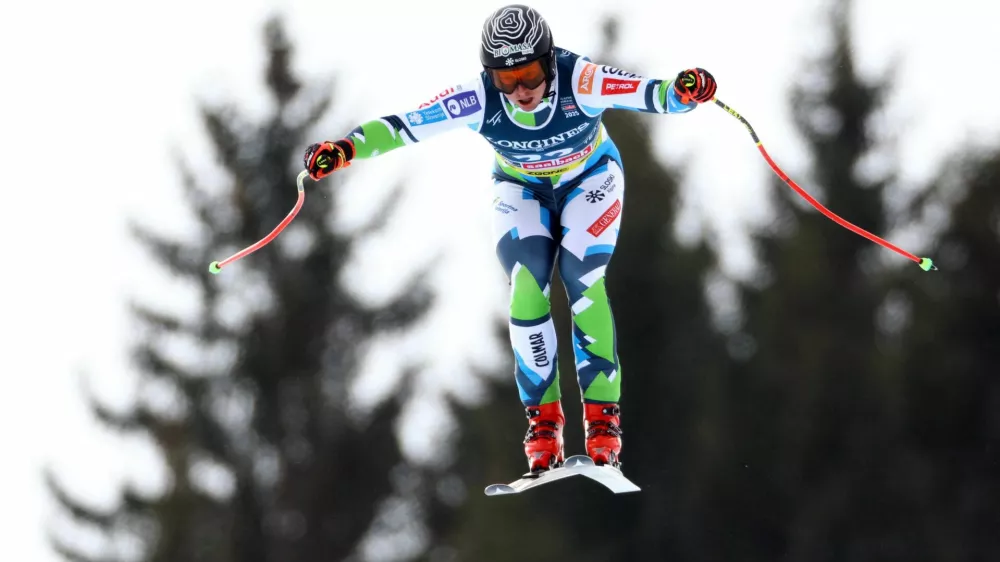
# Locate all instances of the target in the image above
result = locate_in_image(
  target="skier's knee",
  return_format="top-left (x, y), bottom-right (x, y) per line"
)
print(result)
top-left (509, 264), bottom-right (552, 319)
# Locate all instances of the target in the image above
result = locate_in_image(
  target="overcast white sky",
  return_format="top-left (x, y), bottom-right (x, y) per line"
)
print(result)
top-left (3, 0), bottom-right (1000, 559)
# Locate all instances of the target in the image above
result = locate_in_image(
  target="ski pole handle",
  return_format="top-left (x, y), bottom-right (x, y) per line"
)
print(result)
top-left (209, 170), bottom-right (310, 274)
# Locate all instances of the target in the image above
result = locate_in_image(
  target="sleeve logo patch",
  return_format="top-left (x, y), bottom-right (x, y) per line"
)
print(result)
top-left (601, 66), bottom-right (640, 79)
top-left (418, 87), bottom-right (456, 108)
top-left (601, 78), bottom-right (640, 95)
top-left (577, 63), bottom-right (597, 94)
top-left (443, 91), bottom-right (481, 118)
top-left (407, 105), bottom-right (447, 126)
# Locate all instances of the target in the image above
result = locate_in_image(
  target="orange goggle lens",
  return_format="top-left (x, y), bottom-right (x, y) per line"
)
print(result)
top-left (489, 60), bottom-right (546, 94)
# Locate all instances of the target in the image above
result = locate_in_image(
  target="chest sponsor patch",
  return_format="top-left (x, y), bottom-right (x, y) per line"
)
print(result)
top-left (519, 144), bottom-right (594, 171)
top-left (486, 121), bottom-right (591, 151)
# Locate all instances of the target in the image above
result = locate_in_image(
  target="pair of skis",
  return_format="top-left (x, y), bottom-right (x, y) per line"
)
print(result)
top-left (484, 455), bottom-right (640, 496)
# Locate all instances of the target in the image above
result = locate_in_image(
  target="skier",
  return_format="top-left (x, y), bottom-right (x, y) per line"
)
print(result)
top-left (303, 4), bottom-right (717, 472)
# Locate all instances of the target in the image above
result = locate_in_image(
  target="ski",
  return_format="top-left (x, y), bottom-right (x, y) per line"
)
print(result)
top-left (484, 455), bottom-right (640, 496)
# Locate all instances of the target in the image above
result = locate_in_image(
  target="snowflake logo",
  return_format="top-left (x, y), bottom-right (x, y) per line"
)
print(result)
top-left (585, 190), bottom-right (606, 203)
top-left (505, 57), bottom-right (515, 66)
top-left (407, 111), bottom-right (423, 124)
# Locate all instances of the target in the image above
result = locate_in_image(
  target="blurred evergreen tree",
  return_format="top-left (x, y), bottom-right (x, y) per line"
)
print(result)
top-left (46, 17), bottom-right (432, 562)
top-left (884, 143), bottom-right (1000, 559)
top-left (706, 1), bottom-right (925, 560)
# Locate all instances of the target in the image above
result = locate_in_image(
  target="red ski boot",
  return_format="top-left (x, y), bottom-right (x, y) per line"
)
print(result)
top-left (523, 401), bottom-right (565, 472)
top-left (584, 403), bottom-right (623, 467)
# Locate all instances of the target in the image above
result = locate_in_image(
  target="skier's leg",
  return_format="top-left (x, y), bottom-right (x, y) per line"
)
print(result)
top-left (492, 180), bottom-right (565, 471)
top-left (556, 158), bottom-right (625, 466)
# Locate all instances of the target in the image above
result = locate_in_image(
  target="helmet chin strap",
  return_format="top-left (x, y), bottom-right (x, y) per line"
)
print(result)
top-left (543, 55), bottom-right (557, 100)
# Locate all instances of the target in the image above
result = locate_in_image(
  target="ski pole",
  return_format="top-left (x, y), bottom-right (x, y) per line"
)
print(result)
top-left (208, 170), bottom-right (310, 274)
top-left (712, 98), bottom-right (936, 272)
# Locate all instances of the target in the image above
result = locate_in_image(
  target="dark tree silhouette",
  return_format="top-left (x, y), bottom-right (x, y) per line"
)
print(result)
top-left (47, 17), bottom-right (432, 562)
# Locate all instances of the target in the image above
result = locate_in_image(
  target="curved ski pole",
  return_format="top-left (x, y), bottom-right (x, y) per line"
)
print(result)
top-left (209, 170), bottom-right (310, 274)
top-left (712, 98), bottom-right (936, 272)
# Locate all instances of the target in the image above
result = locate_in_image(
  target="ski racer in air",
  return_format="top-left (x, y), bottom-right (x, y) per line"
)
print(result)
top-left (303, 3), bottom-right (718, 473)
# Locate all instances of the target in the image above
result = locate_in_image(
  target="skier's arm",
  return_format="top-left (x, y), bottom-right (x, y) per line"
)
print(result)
top-left (304, 79), bottom-right (487, 180)
top-left (570, 59), bottom-right (716, 117)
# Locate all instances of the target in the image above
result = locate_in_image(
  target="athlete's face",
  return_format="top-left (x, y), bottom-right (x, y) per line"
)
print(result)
top-left (504, 80), bottom-right (547, 111)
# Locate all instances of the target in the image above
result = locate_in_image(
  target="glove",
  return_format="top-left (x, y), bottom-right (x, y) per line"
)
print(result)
top-left (673, 68), bottom-right (717, 105)
top-left (303, 140), bottom-right (353, 180)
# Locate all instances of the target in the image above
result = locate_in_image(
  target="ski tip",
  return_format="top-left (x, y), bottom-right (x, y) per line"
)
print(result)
top-left (484, 484), bottom-right (516, 496)
top-left (209, 261), bottom-right (222, 275)
top-left (563, 455), bottom-right (595, 468)
top-left (918, 257), bottom-right (937, 272)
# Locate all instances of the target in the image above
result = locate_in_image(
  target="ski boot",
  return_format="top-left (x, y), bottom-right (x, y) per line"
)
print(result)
top-left (584, 402), bottom-right (623, 467)
top-left (523, 401), bottom-right (565, 472)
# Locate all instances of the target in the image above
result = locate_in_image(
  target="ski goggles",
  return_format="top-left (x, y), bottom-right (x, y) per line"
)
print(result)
top-left (487, 59), bottom-right (547, 94)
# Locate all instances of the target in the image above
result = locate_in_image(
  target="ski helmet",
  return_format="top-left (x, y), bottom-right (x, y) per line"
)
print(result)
top-left (480, 5), bottom-right (555, 92)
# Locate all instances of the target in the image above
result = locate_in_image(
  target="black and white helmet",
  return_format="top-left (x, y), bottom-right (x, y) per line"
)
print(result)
top-left (480, 4), bottom-right (555, 81)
